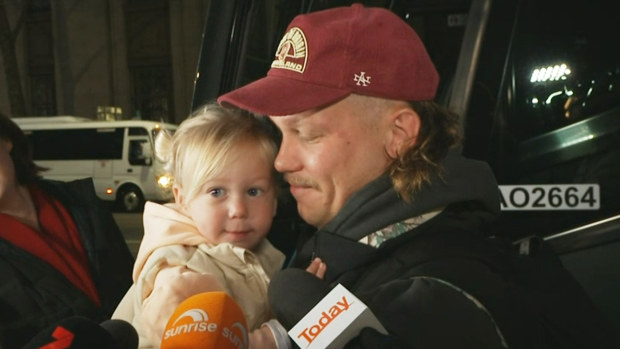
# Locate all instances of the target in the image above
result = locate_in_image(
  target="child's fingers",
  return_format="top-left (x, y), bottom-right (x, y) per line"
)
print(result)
top-left (315, 260), bottom-right (326, 279)
top-left (305, 257), bottom-right (327, 279)
top-left (305, 257), bottom-right (321, 274)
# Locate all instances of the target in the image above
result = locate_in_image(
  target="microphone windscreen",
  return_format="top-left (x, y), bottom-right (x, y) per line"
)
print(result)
top-left (21, 316), bottom-right (114, 349)
top-left (268, 268), bottom-right (332, 330)
top-left (99, 319), bottom-right (138, 349)
top-left (160, 292), bottom-right (249, 349)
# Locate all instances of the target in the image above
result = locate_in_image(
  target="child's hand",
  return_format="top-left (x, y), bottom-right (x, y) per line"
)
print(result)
top-left (305, 257), bottom-right (326, 279)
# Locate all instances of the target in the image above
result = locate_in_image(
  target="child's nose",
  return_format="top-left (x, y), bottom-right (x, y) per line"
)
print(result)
top-left (228, 197), bottom-right (248, 218)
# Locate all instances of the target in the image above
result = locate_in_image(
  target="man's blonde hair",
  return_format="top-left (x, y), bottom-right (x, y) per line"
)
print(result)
top-left (354, 95), bottom-right (461, 201)
top-left (156, 103), bottom-right (279, 204)
top-left (389, 100), bottom-right (462, 201)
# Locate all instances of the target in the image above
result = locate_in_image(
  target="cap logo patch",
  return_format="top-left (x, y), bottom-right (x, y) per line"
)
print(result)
top-left (272, 27), bottom-right (308, 73)
top-left (354, 72), bottom-right (371, 86)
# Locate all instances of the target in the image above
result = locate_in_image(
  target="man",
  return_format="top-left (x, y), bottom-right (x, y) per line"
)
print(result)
top-left (218, 4), bottom-right (617, 348)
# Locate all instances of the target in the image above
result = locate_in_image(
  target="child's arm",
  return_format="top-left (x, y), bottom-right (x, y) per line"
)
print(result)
top-left (140, 266), bottom-right (224, 345)
top-left (251, 320), bottom-right (290, 349)
top-left (247, 258), bottom-right (327, 349)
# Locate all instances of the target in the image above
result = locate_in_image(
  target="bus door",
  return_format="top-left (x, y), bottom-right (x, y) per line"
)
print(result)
top-left (126, 137), bottom-right (153, 176)
top-left (90, 127), bottom-right (124, 201)
top-left (92, 128), bottom-right (114, 181)
top-left (115, 127), bottom-right (153, 209)
top-left (457, 0), bottom-right (620, 328)
top-left (459, 0), bottom-right (620, 240)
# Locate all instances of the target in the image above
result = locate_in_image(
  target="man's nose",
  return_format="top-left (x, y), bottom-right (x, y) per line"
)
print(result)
top-left (274, 137), bottom-right (299, 173)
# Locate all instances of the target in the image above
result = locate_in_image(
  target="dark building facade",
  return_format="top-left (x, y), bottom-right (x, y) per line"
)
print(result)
top-left (0, 0), bottom-right (210, 123)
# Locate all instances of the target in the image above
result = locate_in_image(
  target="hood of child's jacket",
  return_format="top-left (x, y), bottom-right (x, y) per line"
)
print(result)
top-left (131, 202), bottom-right (209, 280)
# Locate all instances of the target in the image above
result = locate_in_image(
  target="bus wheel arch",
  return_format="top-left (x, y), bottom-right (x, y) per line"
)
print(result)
top-left (116, 184), bottom-right (145, 212)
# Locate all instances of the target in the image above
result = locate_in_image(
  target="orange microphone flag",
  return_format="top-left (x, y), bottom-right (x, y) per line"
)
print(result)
top-left (161, 292), bottom-right (248, 349)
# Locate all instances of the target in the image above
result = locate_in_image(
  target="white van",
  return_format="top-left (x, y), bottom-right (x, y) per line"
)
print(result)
top-left (13, 116), bottom-right (177, 211)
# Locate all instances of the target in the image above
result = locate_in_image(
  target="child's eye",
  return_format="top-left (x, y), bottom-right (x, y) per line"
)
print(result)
top-left (248, 188), bottom-right (263, 197)
top-left (209, 188), bottom-right (224, 197)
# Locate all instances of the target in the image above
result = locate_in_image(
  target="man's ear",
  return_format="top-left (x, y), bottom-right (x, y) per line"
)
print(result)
top-left (386, 107), bottom-right (420, 158)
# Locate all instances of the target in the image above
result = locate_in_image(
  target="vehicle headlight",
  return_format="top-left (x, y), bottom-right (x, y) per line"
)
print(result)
top-left (157, 175), bottom-right (172, 189)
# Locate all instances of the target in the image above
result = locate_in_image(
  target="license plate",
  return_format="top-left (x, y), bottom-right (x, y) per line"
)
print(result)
top-left (499, 184), bottom-right (600, 210)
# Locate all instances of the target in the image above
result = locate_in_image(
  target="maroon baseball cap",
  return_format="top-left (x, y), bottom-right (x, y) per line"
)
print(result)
top-left (217, 3), bottom-right (439, 116)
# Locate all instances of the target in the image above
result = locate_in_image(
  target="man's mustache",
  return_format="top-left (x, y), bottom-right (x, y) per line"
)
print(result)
top-left (284, 174), bottom-right (317, 188)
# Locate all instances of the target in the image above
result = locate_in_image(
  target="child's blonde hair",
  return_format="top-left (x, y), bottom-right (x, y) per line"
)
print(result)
top-left (156, 103), bottom-right (279, 204)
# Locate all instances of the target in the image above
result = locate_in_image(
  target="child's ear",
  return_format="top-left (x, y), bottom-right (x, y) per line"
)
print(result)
top-left (173, 184), bottom-right (184, 206)
top-left (2, 139), bottom-right (12, 152)
top-left (386, 107), bottom-right (420, 159)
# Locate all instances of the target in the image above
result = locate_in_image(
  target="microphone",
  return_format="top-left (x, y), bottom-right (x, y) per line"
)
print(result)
top-left (160, 291), bottom-right (249, 349)
top-left (268, 268), bottom-right (333, 330)
top-left (268, 268), bottom-right (387, 349)
top-left (21, 316), bottom-right (138, 349)
top-left (100, 319), bottom-right (139, 349)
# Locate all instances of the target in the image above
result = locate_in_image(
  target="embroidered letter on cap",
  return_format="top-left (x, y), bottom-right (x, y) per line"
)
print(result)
top-left (272, 27), bottom-right (308, 73)
top-left (353, 72), bottom-right (371, 86)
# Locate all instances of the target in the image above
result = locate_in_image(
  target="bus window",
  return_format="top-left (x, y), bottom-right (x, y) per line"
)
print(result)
top-left (510, 1), bottom-right (620, 142)
top-left (128, 127), bottom-right (149, 136)
top-left (29, 128), bottom-right (124, 160)
top-left (129, 139), bottom-right (152, 166)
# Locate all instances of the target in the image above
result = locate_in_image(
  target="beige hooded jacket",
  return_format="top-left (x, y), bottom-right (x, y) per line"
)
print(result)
top-left (112, 201), bottom-right (285, 348)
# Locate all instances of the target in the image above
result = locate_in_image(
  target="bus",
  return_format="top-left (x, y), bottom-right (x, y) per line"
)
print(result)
top-left (192, 0), bottom-right (620, 329)
top-left (13, 116), bottom-right (177, 212)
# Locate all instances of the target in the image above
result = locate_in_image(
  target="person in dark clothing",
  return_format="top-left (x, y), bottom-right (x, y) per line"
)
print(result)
top-left (0, 113), bottom-right (134, 349)
top-left (218, 4), bottom-right (620, 348)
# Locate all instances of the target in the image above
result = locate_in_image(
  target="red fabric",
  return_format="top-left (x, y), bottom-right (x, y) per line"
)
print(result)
top-left (0, 185), bottom-right (101, 306)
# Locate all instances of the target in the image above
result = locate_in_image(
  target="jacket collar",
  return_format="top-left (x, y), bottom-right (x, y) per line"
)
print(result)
top-left (322, 151), bottom-right (500, 241)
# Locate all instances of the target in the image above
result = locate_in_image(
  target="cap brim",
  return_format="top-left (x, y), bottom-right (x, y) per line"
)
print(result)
top-left (217, 75), bottom-right (351, 116)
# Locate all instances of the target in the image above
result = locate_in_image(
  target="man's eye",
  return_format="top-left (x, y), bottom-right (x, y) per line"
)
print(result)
top-left (297, 128), bottom-right (322, 142)
top-left (209, 188), bottom-right (224, 197)
top-left (248, 188), bottom-right (263, 197)
top-left (301, 134), bottom-right (320, 142)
